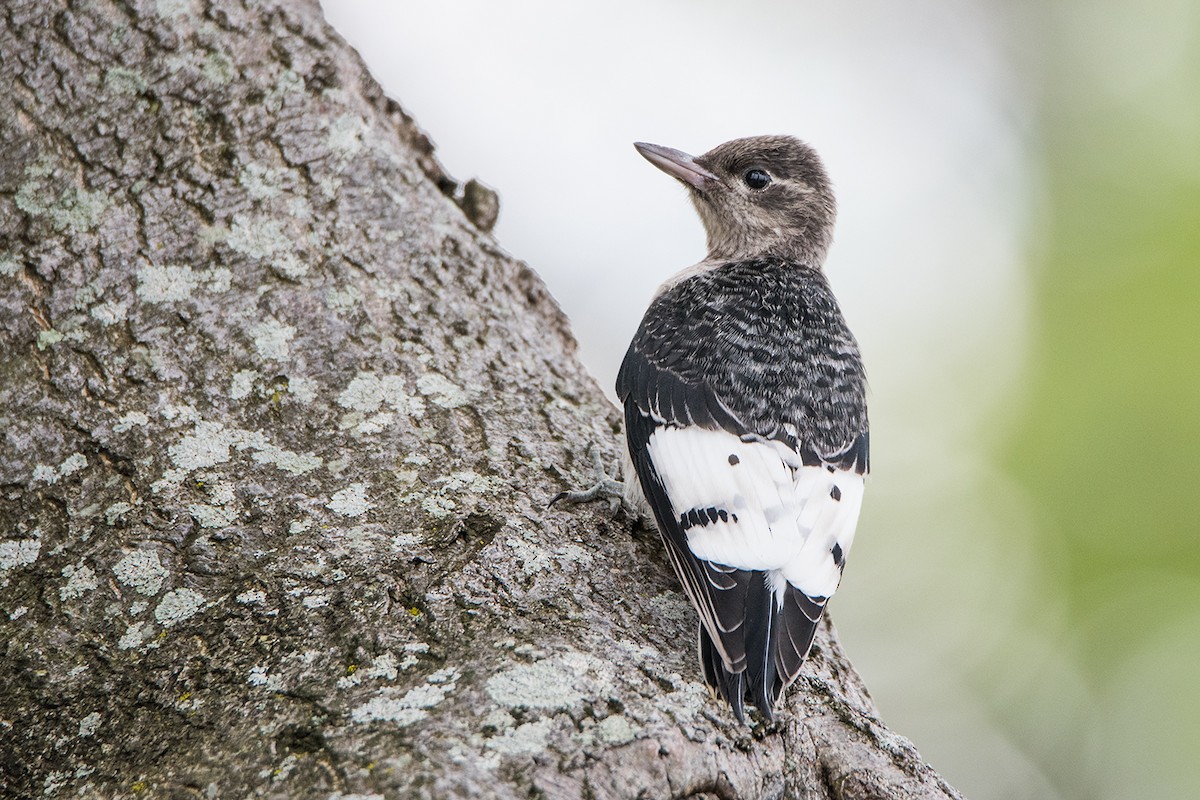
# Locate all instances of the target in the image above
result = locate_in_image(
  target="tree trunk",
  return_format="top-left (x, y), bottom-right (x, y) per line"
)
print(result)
top-left (0, 2), bottom-right (963, 798)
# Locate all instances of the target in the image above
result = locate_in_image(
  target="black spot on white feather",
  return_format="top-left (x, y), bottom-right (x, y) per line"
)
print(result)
top-left (717, 509), bottom-right (728, 522)
top-left (728, 454), bottom-right (740, 465)
top-left (832, 542), bottom-right (844, 566)
top-left (826, 465), bottom-right (835, 473)
top-left (830, 485), bottom-right (842, 501)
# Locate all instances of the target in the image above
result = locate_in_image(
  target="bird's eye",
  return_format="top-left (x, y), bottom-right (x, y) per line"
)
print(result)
top-left (743, 169), bottom-right (772, 190)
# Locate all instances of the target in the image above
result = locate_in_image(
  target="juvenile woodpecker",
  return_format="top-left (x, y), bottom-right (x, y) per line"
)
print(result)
top-left (558, 136), bottom-right (868, 723)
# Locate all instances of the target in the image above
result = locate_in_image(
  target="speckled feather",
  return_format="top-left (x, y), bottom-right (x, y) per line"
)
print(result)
top-left (618, 136), bottom-right (869, 723)
top-left (619, 259), bottom-right (867, 468)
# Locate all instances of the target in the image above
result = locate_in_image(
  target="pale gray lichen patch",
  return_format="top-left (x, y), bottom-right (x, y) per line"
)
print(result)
top-left (288, 518), bottom-right (313, 535)
top-left (416, 373), bottom-right (469, 409)
top-left (153, 0), bottom-right (191, 16)
top-left (287, 375), bottom-right (317, 404)
top-left (60, 453), bottom-right (86, 478)
top-left (337, 651), bottom-right (400, 689)
top-left (90, 297), bottom-right (132, 325)
top-left (136, 264), bottom-right (231, 303)
top-left (103, 501), bottom-right (132, 525)
top-left (348, 412), bottom-right (393, 436)
top-left (1, 531), bottom-right (41, 579)
top-left (202, 50), bottom-right (235, 85)
top-left (136, 264), bottom-right (196, 302)
top-left (325, 285), bottom-right (363, 314)
top-left (399, 642), bottom-right (429, 670)
top-left (251, 444), bottom-right (321, 475)
top-left (481, 708), bottom-right (515, 731)
top-left (485, 661), bottom-right (587, 711)
top-left (168, 420), bottom-right (321, 476)
top-left (647, 591), bottom-right (694, 626)
top-left (350, 669), bottom-right (459, 726)
top-left (652, 677), bottom-right (709, 723)
top-left (499, 527), bottom-right (594, 577)
top-left (59, 563), bottom-right (98, 601)
top-left (596, 714), bottom-right (640, 745)
top-left (113, 550), bottom-right (169, 596)
top-left (272, 252), bottom-right (310, 280)
top-left (247, 665), bottom-right (283, 690)
top-left (36, 329), bottom-right (63, 350)
top-left (104, 67), bottom-right (147, 95)
top-left (113, 411), bottom-right (149, 433)
top-left (238, 162), bottom-right (287, 200)
top-left (229, 369), bottom-right (259, 400)
top-left (0, 254), bottom-right (20, 276)
top-left (420, 495), bottom-right (457, 518)
top-left (226, 214), bottom-right (292, 260)
top-left (337, 372), bottom-right (425, 417)
top-left (411, 470), bottom-right (506, 519)
top-left (118, 621), bottom-right (152, 650)
top-left (263, 69), bottom-right (305, 114)
top-left (161, 403), bottom-right (202, 424)
top-left (236, 589), bottom-right (266, 605)
top-left (326, 114), bottom-right (369, 160)
top-left (249, 318), bottom-right (295, 362)
top-left (351, 701), bottom-right (426, 727)
top-left (15, 157), bottom-right (112, 234)
top-left (327, 483), bottom-right (373, 517)
top-left (486, 719), bottom-right (555, 757)
top-left (190, 502), bottom-right (238, 528)
top-left (78, 712), bottom-right (102, 738)
top-left (154, 588), bottom-right (206, 627)
top-left (301, 593), bottom-right (329, 609)
top-left (169, 421), bottom-right (232, 469)
top-left (33, 452), bottom-right (87, 484)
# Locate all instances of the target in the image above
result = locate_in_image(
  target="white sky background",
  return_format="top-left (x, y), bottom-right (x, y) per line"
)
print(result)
top-left (321, 1), bottom-right (1050, 796)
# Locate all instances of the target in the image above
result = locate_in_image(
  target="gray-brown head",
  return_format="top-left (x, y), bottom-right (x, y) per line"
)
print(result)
top-left (634, 136), bottom-right (837, 266)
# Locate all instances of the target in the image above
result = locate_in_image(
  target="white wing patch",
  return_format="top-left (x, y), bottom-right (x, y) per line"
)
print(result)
top-left (645, 426), bottom-right (863, 600)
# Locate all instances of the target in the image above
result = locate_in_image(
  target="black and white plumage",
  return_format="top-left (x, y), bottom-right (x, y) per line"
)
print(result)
top-left (618, 137), bottom-right (869, 722)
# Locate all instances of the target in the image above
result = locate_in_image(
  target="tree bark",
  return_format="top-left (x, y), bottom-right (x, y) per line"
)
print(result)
top-left (0, 2), bottom-right (964, 798)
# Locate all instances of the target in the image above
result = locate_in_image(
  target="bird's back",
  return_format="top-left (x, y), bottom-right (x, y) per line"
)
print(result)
top-left (617, 258), bottom-right (868, 721)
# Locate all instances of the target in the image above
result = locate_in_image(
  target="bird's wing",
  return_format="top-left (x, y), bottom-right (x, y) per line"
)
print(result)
top-left (616, 261), bottom-right (868, 718)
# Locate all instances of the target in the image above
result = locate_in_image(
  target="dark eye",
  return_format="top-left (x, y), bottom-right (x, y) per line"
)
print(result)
top-left (743, 169), bottom-right (772, 190)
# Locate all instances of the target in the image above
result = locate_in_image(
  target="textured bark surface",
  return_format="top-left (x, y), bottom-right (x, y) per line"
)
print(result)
top-left (0, 2), bottom-right (964, 798)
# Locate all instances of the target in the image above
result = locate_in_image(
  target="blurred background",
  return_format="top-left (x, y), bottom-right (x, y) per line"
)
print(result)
top-left (320, 1), bottom-right (1200, 797)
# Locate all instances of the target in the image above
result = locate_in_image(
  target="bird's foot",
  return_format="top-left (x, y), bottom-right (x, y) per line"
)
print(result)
top-left (550, 445), bottom-right (630, 517)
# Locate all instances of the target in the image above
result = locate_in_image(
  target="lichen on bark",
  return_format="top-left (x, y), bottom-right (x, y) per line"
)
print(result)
top-left (0, 2), bottom-right (962, 798)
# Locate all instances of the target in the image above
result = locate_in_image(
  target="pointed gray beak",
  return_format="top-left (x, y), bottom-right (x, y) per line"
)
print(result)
top-left (634, 142), bottom-right (718, 190)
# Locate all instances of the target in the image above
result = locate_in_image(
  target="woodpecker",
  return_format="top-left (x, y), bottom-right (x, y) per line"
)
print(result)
top-left (557, 136), bottom-right (868, 723)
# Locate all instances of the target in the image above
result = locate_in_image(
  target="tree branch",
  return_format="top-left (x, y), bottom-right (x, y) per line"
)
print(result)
top-left (0, 2), bottom-right (963, 798)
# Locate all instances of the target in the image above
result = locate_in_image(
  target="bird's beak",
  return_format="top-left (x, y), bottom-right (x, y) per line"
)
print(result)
top-left (634, 142), bottom-right (718, 191)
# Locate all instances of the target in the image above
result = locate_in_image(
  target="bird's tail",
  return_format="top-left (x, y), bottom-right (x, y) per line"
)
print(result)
top-left (698, 570), bottom-right (785, 723)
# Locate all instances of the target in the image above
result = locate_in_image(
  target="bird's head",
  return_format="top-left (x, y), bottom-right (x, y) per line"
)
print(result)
top-left (634, 136), bottom-right (836, 266)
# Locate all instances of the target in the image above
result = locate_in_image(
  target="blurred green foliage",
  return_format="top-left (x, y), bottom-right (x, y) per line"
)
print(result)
top-left (999, 6), bottom-right (1200, 796)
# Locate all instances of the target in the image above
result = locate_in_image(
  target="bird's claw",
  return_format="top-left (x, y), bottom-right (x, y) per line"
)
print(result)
top-left (550, 444), bottom-right (631, 517)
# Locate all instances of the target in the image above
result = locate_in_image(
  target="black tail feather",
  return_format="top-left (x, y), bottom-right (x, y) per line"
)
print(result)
top-left (742, 571), bottom-right (779, 720)
top-left (699, 622), bottom-right (746, 723)
top-left (773, 585), bottom-right (823, 704)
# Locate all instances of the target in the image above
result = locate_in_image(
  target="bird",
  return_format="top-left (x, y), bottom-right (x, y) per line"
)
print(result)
top-left (555, 136), bottom-right (868, 724)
